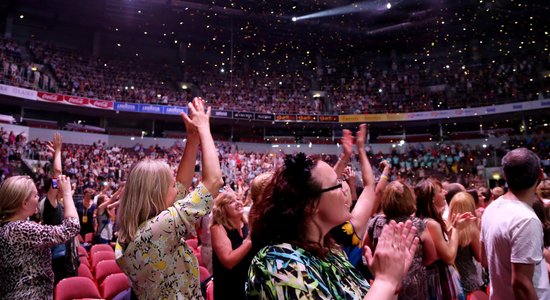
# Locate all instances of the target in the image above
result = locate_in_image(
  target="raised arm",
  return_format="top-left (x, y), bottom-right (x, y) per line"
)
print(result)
top-left (50, 133), bottom-right (62, 177)
top-left (15, 175), bottom-right (79, 249)
top-left (426, 213), bottom-right (475, 264)
top-left (426, 219), bottom-right (459, 264)
top-left (176, 111), bottom-right (200, 190)
top-left (45, 133), bottom-right (63, 207)
top-left (333, 129), bottom-right (353, 178)
top-left (375, 160), bottom-right (391, 201)
top-left (211, 225), bottom-right (252, 269)
top-left (350, 124), bottom-right (376, 238)
top-left (58, 174), bottom-right (78, 219)
top-left (106, 183), bottom-right (124, 210)
top-left (343, 167), bottom-right (358, 202)
top-left (182, 98), bottom-right (223, 198)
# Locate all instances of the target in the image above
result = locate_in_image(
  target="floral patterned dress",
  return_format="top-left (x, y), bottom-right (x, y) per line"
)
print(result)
top-left (115, 183), bottom-right (213, 300)
top-left (247, 243), bottom-right (370, 300)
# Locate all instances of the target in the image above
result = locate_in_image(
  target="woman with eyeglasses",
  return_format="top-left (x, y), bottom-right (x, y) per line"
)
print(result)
top-left (247, 152), bottom-right (419, 300)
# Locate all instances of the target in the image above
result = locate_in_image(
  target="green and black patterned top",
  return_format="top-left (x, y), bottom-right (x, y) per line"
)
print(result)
top-left (247, 242), bottom-right (370, 300)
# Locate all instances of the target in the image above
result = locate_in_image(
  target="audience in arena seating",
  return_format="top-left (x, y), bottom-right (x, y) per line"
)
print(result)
top-left (1, 38), bottom-right (548, 115)
top-left (2, 28), bottom-right (550, 300)
top-left (3, 124), bottom-right (550, 200)
top-left (321, 56), bottom-right (543, 114)
top-left (1, 120), bottom-right (549, 299)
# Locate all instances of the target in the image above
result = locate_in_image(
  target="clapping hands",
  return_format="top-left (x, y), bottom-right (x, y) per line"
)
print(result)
top-left (363, 220), bottom-right (419, 291)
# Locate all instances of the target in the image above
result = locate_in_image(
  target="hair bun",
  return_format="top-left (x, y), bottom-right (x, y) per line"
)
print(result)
top-left (283, 153), bottom-right (313, 183)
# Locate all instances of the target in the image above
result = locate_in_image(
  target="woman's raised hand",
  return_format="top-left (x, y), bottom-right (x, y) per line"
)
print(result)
top-left (181, 97), bottom-right (211, 134)
top-left (57, 175), bottom-right (72, 197)
top-left (355, 123), bottom-right (367, 148)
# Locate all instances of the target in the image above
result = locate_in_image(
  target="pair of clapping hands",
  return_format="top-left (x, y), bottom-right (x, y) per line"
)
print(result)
top-left (363, 220), bottom-right (419, 292)
top-left (180, 97), bottom-right (211, 141)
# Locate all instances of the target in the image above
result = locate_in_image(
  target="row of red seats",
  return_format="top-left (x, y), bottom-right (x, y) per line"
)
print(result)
top-left (61, 237), bottom-right (486, 300)
top-left (187, 238), bottom-right (214, 300)
top-left (54, 244), bottom-right (130, 300)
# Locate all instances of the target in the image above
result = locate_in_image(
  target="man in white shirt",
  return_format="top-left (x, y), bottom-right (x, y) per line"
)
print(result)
top-left (481, 148), bottom-right (549, 300)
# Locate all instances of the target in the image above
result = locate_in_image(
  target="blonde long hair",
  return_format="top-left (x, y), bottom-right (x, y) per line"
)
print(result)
top-left (116, 159), bottom-right (172, 244)
top-left (449, 192), bottom-right (479, 247)
top-left (211, 190), bottom-right (246, 230)
top-left (0, 176), bottom-right (35, 223)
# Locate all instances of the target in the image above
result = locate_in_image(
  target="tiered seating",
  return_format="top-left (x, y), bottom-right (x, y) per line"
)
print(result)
top-left (102, 273), bottom-right (131, 300)
top-left (91, 250), bottom-right (115, 271)
top-left (54, 277), bottom-right (101, 300)
top-left (59, 241), bottom-right (130, 300)
top-left (95, 260), bottom-right (123, 287)
top-left (77, 263), bottom-right (94, 281)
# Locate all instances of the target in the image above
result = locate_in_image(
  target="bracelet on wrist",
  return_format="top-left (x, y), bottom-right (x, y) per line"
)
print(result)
top-left (380, 174), bottom-right (389, 181)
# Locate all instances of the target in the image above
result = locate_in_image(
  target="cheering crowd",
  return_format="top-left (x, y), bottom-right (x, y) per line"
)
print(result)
top-left (1, 38), bottom-right (548, 115)
top-left (0, 97), bottom-right (549, 300)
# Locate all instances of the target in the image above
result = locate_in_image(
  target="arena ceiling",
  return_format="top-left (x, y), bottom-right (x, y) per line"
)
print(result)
top-left (3, 0), bottom-right (549, 54)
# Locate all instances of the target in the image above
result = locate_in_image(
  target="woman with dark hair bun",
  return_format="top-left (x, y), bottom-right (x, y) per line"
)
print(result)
top-left (247, 152), bottom-right (420, 300)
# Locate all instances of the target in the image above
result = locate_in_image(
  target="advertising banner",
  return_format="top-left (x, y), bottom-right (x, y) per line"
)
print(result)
top-left (234, 112), bottom-right (254, 119)
top-left (0, 84), bottom-right (37, 100)
top-left (275, 114), bottom-right (297, 121)
top-left (164, 106), bottom-right (188, 115)
top-left (254, 113), bottom-right (274, 121)
top-left (212, 109), bottom-right (233, 118)
top-left (35, 92), bottom-right (114, 110)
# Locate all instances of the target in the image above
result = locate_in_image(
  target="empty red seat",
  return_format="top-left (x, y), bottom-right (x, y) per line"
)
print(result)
top-left (79, 256), bottom-right (91, 268)
top-left (186, 238), bottom-right (198, 249)
top-left (90, 243), bottom-right (114, 256)
top-left (77, 264), bottom-right (94, 281)
top-left (77, 245), bottom-right (89, 259)
top-left (91, 250), bottom-right (115, 270)
top-left (196, 251), bottom-right (204, 267)
top-left (101, 273), bottom-right (131, 300)
top-left (468, 290), bottom-right (489, 300)
top-left (95, 260), bottom-right (123, 287)
top-left (199, 266), bottom-right (211, 283)
top-left (54, 276), bottom-right (101, 300)
top-left (84, 232), bottom-right (94, 244)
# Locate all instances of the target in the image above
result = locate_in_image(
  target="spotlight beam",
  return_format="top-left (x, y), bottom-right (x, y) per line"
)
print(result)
top-left (293, 1), bottom-right (397, 22)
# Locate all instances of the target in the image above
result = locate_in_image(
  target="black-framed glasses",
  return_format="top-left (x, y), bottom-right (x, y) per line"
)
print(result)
top-left (319, 179), bottom-right (343, 194)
